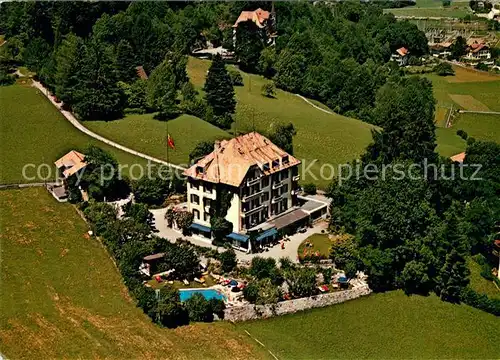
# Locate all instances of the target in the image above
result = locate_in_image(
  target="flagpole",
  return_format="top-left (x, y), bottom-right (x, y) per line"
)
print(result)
top-left (166, 120), bottom-right (170, 164)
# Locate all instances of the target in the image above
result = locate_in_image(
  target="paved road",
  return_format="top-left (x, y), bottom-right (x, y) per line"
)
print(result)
top-left (150, 207), bottom-right (328, 262)
top-left (30, 80), bottom-right (186, 171)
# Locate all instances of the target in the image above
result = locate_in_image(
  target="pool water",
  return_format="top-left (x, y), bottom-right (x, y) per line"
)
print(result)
top-left (179, 288), bottom-right (226, 302)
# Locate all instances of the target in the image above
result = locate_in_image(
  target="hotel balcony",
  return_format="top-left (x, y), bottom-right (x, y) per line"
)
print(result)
top-left (272, 181), bottom-right (284, 190)
top-left (292, 174), bottom-right (300, 182)
top-left (246, 176), bottom-right (262, 187)
top-left (241, 203), bottom-right (265, 217)
top-left (271, 194), bottom-right (284, 204)
top-left (291, 189), bottom-right (301, 196)
top-left (242, 189), bottom-right (264, 202)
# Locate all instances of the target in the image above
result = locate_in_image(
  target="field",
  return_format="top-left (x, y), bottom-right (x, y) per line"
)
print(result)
top-left (85, 114), bottom-right (230, 167)
top-left (237, 290), bottom-right (500, 359)
top-left (0, 84), bottom-right (149, 184)
top-left (0, 188), bottom-right (265, 359)
top-left (427, 66), bottom-right (500, 156)
top-left (384, 0), bottom-right (471, 18)
top-left (298, 234), bottom-right (331, 257)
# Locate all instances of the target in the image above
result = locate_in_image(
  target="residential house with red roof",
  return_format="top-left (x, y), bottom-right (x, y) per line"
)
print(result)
top-left (391, 47), bottom-right (410, 66)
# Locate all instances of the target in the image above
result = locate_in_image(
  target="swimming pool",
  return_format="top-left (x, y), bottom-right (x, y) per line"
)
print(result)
top-left (179, 288), bottom-right (226, 302)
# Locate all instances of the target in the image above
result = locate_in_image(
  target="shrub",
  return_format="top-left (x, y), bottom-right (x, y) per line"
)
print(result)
top-left (184, 293), bottom-right (214, 322)
top-left (243, 279), bottom-right (281, 305)
top-left (476, 62), bottom-right (489, 71)
top-left (250, 257), bottom-right (277, 280)
top-left (261, 82), bottom-right (276, 98)
top-left (467, 137), bottom-right (476, 146)
top-left (434, 62), bottom-right (455, 76)
top-left (228, 68), bottom-right (243, 86)
top-left (303, 183), bottom-right (317, 195)
top-left (219, 249), bottom-right (237, 273)
top-left (460, 287), bottom-right (500, 316)
top-left (456, 129), bottom-right (468, 140)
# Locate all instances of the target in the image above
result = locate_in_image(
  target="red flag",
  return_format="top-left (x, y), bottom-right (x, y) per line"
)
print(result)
top-left (167, 134), bottom-right (175, 149)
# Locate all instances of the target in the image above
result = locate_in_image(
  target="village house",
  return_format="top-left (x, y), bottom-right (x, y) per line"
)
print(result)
top-left (463, 39), bottom-right (493, 65)
top-left (183, 132), bottom-right (327, 252)
top-left (430, 42), bottom-right (453, 58)
top-left (391, 47), bottom-right (410, 66)
top-left (232, 7), bottom-right (277, 46)
top-left (49, 150), bottom-right (88, 201)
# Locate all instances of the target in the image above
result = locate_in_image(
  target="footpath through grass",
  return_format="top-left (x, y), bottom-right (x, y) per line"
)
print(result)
top-left (237, 290), bottom-right (500, 359)
top-left (0, 188), bottom-right (266, 359)
top-left (0, 84), bottom-right (148, 184)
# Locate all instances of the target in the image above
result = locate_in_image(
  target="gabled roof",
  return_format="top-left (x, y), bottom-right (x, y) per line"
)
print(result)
top-left (450, 152), bottom-right (466, 163)
top-left (233, 8), bottom-right (271, 28)
top-left (183, 132), bottom-right (301, 187)
top-left (54, 150), bottom-right (87, 178)
top-left (396, 47), bottom-right (409, 56)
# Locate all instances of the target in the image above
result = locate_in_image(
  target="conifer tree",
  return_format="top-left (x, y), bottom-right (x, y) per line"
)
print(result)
top-left (115, 39), bottom-right (137, 83)
top-left (203, 54), bottom-right (236, 123)
top-left (147, 59), bottom-right (178, 120)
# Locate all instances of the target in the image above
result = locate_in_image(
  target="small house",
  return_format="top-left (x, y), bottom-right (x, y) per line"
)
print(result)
top-left (391, 47), bottom-right (410, 66)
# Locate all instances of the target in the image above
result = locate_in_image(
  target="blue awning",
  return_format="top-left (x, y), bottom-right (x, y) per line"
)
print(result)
top-left (190, 223), bottom-right (211, 233)
top-left (227, 232), bottom-right (249, 243)
top-left (256, 227), bottom-right (278, 242)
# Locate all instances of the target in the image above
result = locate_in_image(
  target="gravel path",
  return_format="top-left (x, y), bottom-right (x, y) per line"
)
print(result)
top-left (31, 80), bottom-right (186, 171)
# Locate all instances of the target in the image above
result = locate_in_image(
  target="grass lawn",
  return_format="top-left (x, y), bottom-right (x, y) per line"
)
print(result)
top-left (0, 188), bottom-right (266, 359)
top-left (188, 57), bottom-right (375, 189)
top-left (237, 290), bottom-right (500, 359)
top-left (426, 67), bottom-right (500, 155)
top-left (384, 4), bottom-right (470, 18)
top-left (0, 84), bottom-right (149, 184)
top-left (84, 113), bottom-right (230, 168)
top-left (468, 258), bottom-right (500, 300)
top-left (297, 234), bottom-right (331, 258)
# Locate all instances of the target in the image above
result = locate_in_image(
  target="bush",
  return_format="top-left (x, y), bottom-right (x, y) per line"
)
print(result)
top-left (475, 62), bottom-right (489, 71)
top-left (456, 129), bottom-right (468, 140)
top-left (184, 293), bottom-right (214, 322)
top-left (434, 62), bottom-right (455, 76)
top-left (250, 257), bottom-right (277, 280)
top-left (243, 279), bottom-right (281, 305)
top-left (467, 137), bottom-right (476, 146)
top-left (219, 249), bottom-right (237, 273)
top-left (303, 183), bottom-right (317, 195)
top-left (460, 287), bottom-right (500, 316)
top-left (261, 82), bottom-right (276, 98)
top-left (228, 68), bottom-right (243, 86)
top-left (0, 69), bottom-right (15, 86)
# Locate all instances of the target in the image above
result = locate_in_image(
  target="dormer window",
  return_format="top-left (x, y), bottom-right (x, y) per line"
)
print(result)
top-left (282, 155), bottom-right (289, 164)
top-left (263, 163), bottom-right (270, 172)
top-left (196, 166), bottom-right (204, 175)
top-left (272, 159), bottom-right (280, 168)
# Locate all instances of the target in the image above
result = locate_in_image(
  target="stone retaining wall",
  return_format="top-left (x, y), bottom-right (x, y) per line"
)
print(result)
top-left (224, 285), bottom-right (372, 322)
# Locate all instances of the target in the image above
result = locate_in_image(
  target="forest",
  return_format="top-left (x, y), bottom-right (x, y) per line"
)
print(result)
top-left (0, 1), bottom-right (427, 123)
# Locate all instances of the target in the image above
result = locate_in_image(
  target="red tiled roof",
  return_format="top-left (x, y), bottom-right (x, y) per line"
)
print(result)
top-left (183, 132), bottom-right (300, 187)
top-left (233, 8), bottom-right (270, 28)
top-left (54, 150), bottom-right (87, 178)
top-left (396, 47), bottom-right (409, 56)
top-left (450, 152), bottom-right (466, 163)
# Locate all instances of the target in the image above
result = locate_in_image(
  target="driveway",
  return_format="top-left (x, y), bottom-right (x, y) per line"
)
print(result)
top-left (150, 207), bottom-right (328, 262)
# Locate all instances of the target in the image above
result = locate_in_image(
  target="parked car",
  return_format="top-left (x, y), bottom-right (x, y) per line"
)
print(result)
top-left (297, 227), bottom-right (307, 233)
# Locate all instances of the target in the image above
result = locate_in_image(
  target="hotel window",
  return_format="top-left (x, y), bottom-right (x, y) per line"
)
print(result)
top-left (191, 181), bottom-right (199, 190)
top-left (272, 159), bottom-right (280, 168)
top-left (263, 163), bottom-right (270, 172)
top-left (262, 177), bottom-right (269, 188)
top-left (281, 184), bottom-right (288, 195)
top-left (196, 166), bottom-right (204, 175)
top-left (193, 209), bottom-right (200, 219)
top-left (203, 212), bottom-right (210, 222)
top-left (190, 194), bottom-right (200, 204)
top-left (282, 170), bottom-right (289, 180)
top-left (282, 155), bottom-right (289, 164)
top-left (262, 192), bottom-right (269, 202)
top-left (204, 183), bottom-right (212, 194)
